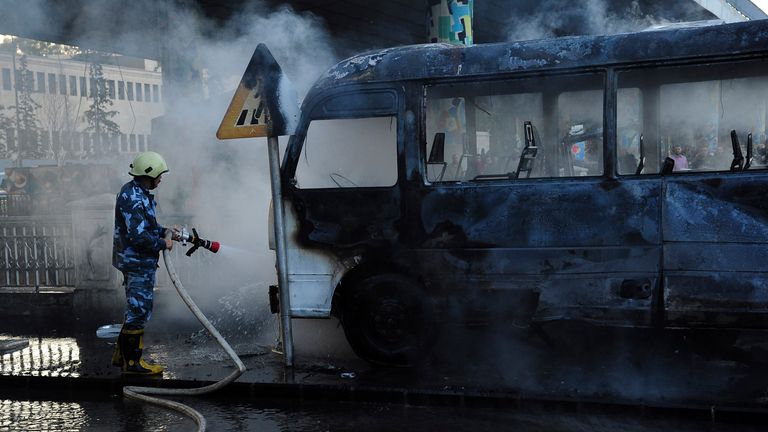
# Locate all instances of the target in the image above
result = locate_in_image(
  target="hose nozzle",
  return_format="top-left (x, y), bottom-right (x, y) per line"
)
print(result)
top-left (178, 227), bottom-right (220, 256)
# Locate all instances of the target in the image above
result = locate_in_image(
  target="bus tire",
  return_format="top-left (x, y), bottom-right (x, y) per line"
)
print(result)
top-left (342, 273), bottom-right (434, 366)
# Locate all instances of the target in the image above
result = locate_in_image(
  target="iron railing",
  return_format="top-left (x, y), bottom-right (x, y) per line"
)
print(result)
top-left (0, 217), bottom-right (75, 287)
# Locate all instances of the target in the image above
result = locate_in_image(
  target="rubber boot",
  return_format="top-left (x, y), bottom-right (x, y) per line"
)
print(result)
top-left (120, 328), bottom-right (164, 375)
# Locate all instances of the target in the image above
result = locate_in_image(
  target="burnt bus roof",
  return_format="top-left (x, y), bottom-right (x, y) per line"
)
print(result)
top-left (310, 19), bottom-right (768, 95)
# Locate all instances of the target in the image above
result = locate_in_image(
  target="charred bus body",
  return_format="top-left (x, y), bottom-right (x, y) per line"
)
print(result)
top-left (271, 20), bottom-right (768, 365)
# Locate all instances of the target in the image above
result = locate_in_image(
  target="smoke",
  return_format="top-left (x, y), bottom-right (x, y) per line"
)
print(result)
top-left (3, 1), bottom-right (339, 331)
top-left (504, 0), bottom-right (714, 41)
top-left (140, 4), bottom-right (338, 325)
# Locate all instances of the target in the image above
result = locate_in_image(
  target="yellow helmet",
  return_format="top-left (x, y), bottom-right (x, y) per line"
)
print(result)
top-left (129, 152), bottom-right (168, 179)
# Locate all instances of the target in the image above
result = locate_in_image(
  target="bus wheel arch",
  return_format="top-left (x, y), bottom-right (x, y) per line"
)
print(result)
top-left (338, 271), bottom-right (437, 366)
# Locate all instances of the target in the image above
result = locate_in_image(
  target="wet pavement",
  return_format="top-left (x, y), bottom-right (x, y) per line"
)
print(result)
top-left (3, 283), bottom-right (768, 431)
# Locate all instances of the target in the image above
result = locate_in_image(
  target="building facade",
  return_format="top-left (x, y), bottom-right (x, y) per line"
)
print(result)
top-left (0, 51), bottom-right (163, 162)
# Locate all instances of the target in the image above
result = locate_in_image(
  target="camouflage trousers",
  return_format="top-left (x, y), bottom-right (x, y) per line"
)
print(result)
top-left (122, 269), bottom-right (157, 330)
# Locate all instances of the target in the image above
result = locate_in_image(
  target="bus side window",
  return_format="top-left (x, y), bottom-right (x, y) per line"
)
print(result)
top-left (618, 59), bottom-right (768, 175)
top-left (425, 73), bottom-right (604, 183)
top-left (294, 116), bottom-right (398, 189)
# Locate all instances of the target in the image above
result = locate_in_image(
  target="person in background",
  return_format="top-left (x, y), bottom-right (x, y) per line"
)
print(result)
top-left (669, 145), bottom-right (689, 171)
top-left (446, 154), bottom-right (461, 180)
top-left (111, 151), bottom-right (178, 375)
top-left (689, 143), bottom-right (710, 171)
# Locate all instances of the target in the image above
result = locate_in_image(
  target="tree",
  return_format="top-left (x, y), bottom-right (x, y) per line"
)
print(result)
top-left (13, 54), bottom-right (45, 160)
top-left (0, 106), bottom-right (11, 158)
top-left (83, 53), bottom-right (120, 159)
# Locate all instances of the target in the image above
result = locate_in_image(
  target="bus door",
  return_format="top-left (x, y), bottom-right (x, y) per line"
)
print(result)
top-left (419, 72), bottom-right (661, 327)
top-left (281, 87), bottom-right (405, 316)
top-left (618, 60), bottom-right (768, 329)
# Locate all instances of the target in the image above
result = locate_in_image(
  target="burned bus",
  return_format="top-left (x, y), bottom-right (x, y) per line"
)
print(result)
top-left (269, 20), bottom-right (768, 365)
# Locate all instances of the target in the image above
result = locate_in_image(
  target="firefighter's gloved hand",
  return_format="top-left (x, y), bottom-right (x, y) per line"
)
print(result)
top-left (163, 225), bottom-right (181, 241)
top-left (167, 226), bottom-right (182, 242)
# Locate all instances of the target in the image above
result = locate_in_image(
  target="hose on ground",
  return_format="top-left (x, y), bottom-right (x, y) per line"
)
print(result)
top-left (122, 233), bottom-right (247, 431)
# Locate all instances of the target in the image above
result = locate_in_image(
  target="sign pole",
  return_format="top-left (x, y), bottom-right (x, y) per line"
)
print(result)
top-left (267, 135), bottom-right (294, 367)
top-left (216, 44), bottom-right (299, 368)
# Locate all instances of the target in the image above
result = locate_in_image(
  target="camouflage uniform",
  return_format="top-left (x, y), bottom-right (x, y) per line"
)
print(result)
top-left (113, 179), bottom-right (167, 330)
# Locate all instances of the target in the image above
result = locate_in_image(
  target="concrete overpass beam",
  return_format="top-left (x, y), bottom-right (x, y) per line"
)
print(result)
top-left (690, 0), bottom-right (766, 22)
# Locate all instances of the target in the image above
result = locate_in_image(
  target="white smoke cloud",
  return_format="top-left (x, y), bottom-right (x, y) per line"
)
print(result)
top-left (3, 1), bottom-right (339, 331)
top-left (504, 0), bottom-right (705, 41)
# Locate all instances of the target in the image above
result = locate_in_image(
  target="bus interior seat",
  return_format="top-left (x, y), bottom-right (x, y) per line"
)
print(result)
top-left (635, 134), bottom-right (645, 175)
top-left (730, 130), bottom-right (745, 172)
top-left (515, 121), bottom-right (538, 179)
top-left (427, 132), bottom-right (447, 181)
top-left (661, 156), bottom-right (675, 174)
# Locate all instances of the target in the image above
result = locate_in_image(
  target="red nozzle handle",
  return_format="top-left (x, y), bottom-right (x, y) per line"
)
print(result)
top-left (210, 241), bottom-right (220, 253)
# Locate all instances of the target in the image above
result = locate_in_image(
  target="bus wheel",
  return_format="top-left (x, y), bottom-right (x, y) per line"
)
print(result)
top-left (342, 274), bottom-right (434, 366)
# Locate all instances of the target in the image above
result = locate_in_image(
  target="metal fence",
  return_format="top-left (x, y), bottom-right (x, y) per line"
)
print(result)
top-left (0, 217), bottom-right (75, 287)
top-left (0, 194), bottom-right (32, 217)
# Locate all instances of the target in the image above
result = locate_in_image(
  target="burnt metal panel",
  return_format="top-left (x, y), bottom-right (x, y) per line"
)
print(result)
top-left (662, 173), bottom-right (768, 328)
top-left (311, 20), bottom-right (768, 99)
top-left (397, 176), bottom-right (662, 326)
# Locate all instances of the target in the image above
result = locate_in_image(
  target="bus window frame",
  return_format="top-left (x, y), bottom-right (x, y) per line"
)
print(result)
top-left (420, 69), bottom-right (610, 186)
top-left (614, 55), bottom-right (768, 177)
top-left (284, 85), bottom-right (405, 188)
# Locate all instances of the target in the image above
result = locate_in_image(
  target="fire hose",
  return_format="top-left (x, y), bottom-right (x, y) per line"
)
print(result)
top-left (122, 229), bottom-right (245, 431)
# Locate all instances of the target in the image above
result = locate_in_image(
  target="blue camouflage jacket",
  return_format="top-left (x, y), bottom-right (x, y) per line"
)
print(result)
top-left (112, 179), bottom-right (167, 271)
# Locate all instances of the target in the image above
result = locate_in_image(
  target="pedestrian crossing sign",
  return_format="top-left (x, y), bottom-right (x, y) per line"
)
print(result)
top-left (217, 44), bottom-right (298, 139)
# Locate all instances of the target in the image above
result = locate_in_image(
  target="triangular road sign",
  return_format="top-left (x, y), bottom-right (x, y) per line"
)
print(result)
top-left (217, 44), bottom-right (299, 139)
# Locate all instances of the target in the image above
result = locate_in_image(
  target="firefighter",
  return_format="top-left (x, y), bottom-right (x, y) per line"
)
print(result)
top-left (111, 151), bottom-right (178, 375)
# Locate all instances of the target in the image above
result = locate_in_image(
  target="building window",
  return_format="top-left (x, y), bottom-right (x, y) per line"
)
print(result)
top-left (118, 81), bottom-right (125, 100)
top-left (64, 132), bottom-right (72, 152)
top-left (146, 135), bottom-right (151, 150)
top-left (69, 76), bottom-right (77, 96)
top-left (152, 84), bottom-right (159, 102)
top-left (138, 134), bottom-right (145, 152)
top-left (135, 82), bottom-right (143, 102)
top-left (144, 83), bottom-right (151, 102)
top-left (48, 73), bottom-right (56, 94)
top-left (110, 134), bottom-right (119, 152)
top-left (25, 71), bottom-right (34, 91)
top-left (126, 81), bottom-right (134, 100)
top-left (2, 68), bottom-right (10, 90)
top-left (80, 76), bottom-right (86, 97)
top-left (129, 134), bottom-right (136, 152)
top-left (120, 133), bottom-right (128, 152)
top-left (89, 78), bottom-right (97, 98)
top-left (59, 74), bottom-right (67, 95)
top-left (107, 80), bottom-right (115, 99)
top-left (36, 71), bottom-right (45, 92)
top-left (82, 133), bottom-right (91, 153)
